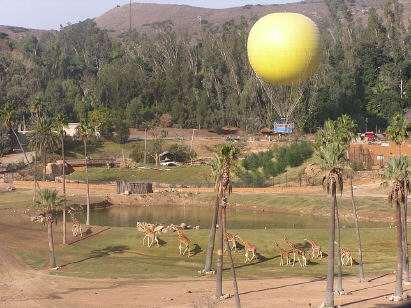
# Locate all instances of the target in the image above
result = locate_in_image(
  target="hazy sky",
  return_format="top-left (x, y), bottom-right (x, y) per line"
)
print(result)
top-left (1, 0), bottom-right (300, 30)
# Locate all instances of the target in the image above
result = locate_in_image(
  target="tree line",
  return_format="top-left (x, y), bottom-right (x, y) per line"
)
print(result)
top-left (0, 0), bottom-right (409, 136)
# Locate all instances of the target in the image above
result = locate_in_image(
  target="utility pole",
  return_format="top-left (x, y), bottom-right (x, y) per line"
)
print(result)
top-left (190, 129), bottom-right (195, 151)
top-left (129, 0), bottom-right (132, 32)
top-left (144, 128), bottom-right (147, 164)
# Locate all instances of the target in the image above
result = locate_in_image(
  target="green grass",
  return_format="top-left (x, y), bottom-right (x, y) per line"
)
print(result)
top-left (65, 141), bottom-right (136, 160)
top-left (67, 165), bottom-right (213, 185)
top-left (21, 226), bottom-right (401, 279)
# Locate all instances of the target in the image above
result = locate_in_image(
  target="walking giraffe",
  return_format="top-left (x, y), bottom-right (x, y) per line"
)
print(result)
top-left (274, 242), bottom-right (290, 266)
top-left (224, 231), bottom-right (237, 252)
top-left (67, 208), bottom-right (82, 237)
top-left (283, 236), bottom-right (307, 267)
top-left (235, 234), bottom-right (256, 262)
top-left (137, 222), bottom-right (159, 247)
top-left (304, 238), bottom-right (323, 258)
top-left (170, 224), bottom-right (190, 257)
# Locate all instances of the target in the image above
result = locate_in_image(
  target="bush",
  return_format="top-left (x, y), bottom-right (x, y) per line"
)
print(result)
top-left (167, 143), bottom-right (197, 162)
top-left (113, 120), bottom-right (130, 144)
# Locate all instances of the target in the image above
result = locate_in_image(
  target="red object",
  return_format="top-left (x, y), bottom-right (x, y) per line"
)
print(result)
top-left (364, 131), bottom-right (376, 141)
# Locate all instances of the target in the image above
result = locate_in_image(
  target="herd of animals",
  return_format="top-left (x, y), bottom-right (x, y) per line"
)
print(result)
top-left (66, 210), bottom-right (353, 267)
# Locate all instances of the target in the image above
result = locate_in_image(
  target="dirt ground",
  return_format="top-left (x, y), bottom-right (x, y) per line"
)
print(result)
top-left (1, 183), bottom-right (410, 308)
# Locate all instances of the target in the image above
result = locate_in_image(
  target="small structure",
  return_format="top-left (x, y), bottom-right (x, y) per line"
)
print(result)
top-left (273, 121), bottom-right (294, 134)
top-left (116, 181), bottom-right (153, 194)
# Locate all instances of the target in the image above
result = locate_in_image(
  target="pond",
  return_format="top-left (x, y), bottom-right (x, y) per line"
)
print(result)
top-left (69, 205), bottom-right (388, 229)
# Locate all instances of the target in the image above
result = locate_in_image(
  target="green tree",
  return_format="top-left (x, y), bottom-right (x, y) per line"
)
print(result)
top-left (0, 102), bottom-right (39, 189)
top-left (53, 114), bottom-right (68, 244)
top-left (76, 120), bottom-right (94, 225)
top-left (381, 156), bottom-right (409, 300)
top-left (33, 188), bottom-right (64, 268)
top-left (88, 106), bottom-right (113, 138)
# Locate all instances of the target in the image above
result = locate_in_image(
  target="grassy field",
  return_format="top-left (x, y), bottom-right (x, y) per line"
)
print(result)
top-left (17, 226), bottom-right (400, 280)
top-left (66, 165), bottom-right (213, 185)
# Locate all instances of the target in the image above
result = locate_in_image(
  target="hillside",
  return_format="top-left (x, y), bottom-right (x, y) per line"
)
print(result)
top-left (0, 25), bottom-right (55, 41)
top-left (95, 0), bottom-right (410, 38)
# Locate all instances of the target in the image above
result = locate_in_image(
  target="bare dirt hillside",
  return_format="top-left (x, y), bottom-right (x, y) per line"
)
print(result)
top-left (95, 0), bottom-right (410, 38)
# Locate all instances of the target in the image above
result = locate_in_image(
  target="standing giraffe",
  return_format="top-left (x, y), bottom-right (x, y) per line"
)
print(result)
top-left (283, 236), bottom-right (307, 267)
top-left (274, 242), bottom-right (290, 266)
top-left (235, 234), bottom-right (256, 262)
top-left (224, 231), bottom-right (237, 252)
top-left (67, 208), bottom-right (82, 237)
top-left (137, 222), bottom-right (159, 247)
top-left (335, 241), bottom-right (352, 266)
top-left (170, 224), bottom-right (190, 257)
top-left (304, 238), bottom-right (323, 258)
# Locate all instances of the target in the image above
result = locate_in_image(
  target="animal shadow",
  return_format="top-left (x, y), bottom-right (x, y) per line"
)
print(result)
top-left (191, 244), bottom-right (202, 256)
top-left (158, 238), bottom-right (167, 246)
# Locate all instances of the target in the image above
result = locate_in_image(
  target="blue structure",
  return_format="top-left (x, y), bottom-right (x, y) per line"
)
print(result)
top-left (273, 121), bottom-right (294, 133)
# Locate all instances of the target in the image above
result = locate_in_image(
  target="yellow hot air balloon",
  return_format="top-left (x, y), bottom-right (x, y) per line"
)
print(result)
top-left (247, 13), bottom-right (321, 86)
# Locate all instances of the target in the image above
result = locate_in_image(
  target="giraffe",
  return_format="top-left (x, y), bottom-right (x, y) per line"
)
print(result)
top-left (283, 236), bottom-right (307, 267)
top-left (304, 238), bottom-right (323, 259)
top-left (170, 224), bottom-right (190, 257)
top-left (335, 241), bottom-right (352, 266)
top-left (137, 222), bottom-right (159, 247)
top-left (235, 234), bottom-right (256, 262)
top-left (67, 208), bottom-right (82, 237)
top-left (274, 242), bottom-right (290, 266)
top-left (224, 231), bottom-right (237, 252)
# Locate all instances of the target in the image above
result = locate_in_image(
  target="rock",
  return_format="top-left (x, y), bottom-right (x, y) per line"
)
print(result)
top-left (7, 186), bottom-right (15, 191)
top-left (195, 225), bottom-right (200, 230)
top-left (46, 162), bottom-right (74, 181)
top-left (124, 190), bottom-right (130, 195)
top-left (186, 225), bottom-right (192, 229)
top-left (180, 223), bottom-right (186, 229)
top-left (185, 290), bottom-right (192, 293)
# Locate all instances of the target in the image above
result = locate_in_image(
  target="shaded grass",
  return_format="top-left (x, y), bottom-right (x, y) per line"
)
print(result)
top-left (66, 165), bottom-right (213, 186)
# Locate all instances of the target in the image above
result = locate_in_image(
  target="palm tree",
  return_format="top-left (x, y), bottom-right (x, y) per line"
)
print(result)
top-left (317, 139), bottom-right (346, 308)
top-left (28, 118), bottom-right (59, 181)
top-left (76, 120), bottom-right (94, 226)
top-left (202, 152), bottom-right (222, 274)
top-left (337, 115), bottom-right (367, 282)
top-left (381, 156), bottom-right (409, 300)
top-left (386, 113), bottom-right (410, 283)
top-left (30, 97), bottom-right (42, 202)
top-left (0, 102), bottom-right (39, 189)
top-left (316, 119), bottom-right (346, 295)
top-left (213, 144), bottom-right (241, 307)
top-left (33, 188), bottom-right (64, 268)
top-left (53, 114), bottom-right (68, 244)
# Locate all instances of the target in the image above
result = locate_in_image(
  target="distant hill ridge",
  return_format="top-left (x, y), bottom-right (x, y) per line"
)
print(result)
top-left (0, 0), bottom-right (409, 41)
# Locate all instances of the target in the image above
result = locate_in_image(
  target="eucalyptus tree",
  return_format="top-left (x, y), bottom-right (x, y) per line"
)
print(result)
top-left (0, 102), bottom-right (39, 189)
top-left (381, 156), bottom-right (409, 300)
top-left (386, 112), bottom-right (410, 282)
top-left (33, 188), bottom-right (64, 268)
top-left (53, 114), bottom-right (68, 244)
top-left (76, 120), bottom-right (94, 225)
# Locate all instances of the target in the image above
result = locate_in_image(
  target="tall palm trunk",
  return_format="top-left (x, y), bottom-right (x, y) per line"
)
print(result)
top-left (325, 194), bottom-right (336, 307)
top-left (33, 116), bottom-right (39, 203)
top-left (84, 140), bottom-right (90, 225)
top-left (221, 197), bottom-right (241, 308)
top-left (215, 204), bottom-right (223, 298)
top-left (62, 134), bottom-right (67, 245)
top-left (47, 218), bottom-right (56, 268)
top-left (43, 150), bottom-right (46, 181)
top-left (203, 195), bottom-right (220, 272)
top-left (402, 190), bottom-right (409, 282)
top-left (350, 176), bottom-right (366, 282)
top-left (11, 129), bottom-right (40, 190)
top-left (335, 202), bottom-right (344, 294)
top-left (395, 201), bottom-right (404, 298)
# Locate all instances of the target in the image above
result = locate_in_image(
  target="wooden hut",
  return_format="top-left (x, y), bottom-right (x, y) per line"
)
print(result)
top-left (116, 181), bottom-right (153, 194)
